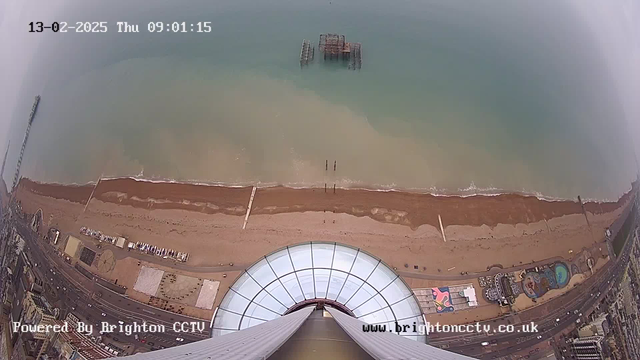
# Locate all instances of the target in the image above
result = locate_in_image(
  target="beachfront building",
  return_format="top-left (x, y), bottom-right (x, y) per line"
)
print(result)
top-left (569, 336), bottom-right (605, 360)
top-left (14, 291), bottom-right (56, 359)
top-left (118, 242), bottom-right (473, 359)
top-left (212, 242), bottom-right (425, 341)
top-left (414, 284), bottom-right (478, 314)
top-left (578, 313), bottom-right (609, 338)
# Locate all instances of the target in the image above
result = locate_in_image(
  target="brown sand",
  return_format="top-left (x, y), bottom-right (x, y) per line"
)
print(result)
top-left (12, 177), bottom-right (636, 323)
top-left (14, 182), bottom-right (630, 275)
top-left (17, 177), bottom-right (635, 229)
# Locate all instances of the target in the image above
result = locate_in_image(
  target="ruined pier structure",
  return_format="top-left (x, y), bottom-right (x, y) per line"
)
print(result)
top-left (300, 39), bottom-right (315, 65)
top-left (319, 33), bottom-right (362, 70)
top-left (299, 34), bottom-right (362, 69)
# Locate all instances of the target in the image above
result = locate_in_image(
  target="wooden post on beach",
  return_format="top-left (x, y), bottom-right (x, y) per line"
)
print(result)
top-left (544, 218), bottom-right (551, 234)
top-left (334, 161), bottom-right (336, 171)
top-left (333, 184), bottom-right (336, 194)
top-left (326, 160), bottom-right (328, 171)
top-left (325, 183), bottom-right (327, 193)
top-left (243, 186), bottom-right (257, 230)
top-left (578, 195), bottom-right (596, 243)
top-left (438, 214), bottom-right (447, 242)
top-left (577, 196), bottom-right (593, 228)
top-left (84, 173), bottom-right (103, 214)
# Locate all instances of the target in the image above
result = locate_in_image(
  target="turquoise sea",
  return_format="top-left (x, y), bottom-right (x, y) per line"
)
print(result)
top-left (4, 0), bottom-right (638, 200)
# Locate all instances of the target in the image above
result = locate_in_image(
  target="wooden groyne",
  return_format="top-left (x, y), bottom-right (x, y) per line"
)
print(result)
top-left (300, 39), bottom-right (314, 66)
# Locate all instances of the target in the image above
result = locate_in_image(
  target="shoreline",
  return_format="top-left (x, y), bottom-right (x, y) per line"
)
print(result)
top-left (21, 174), bottom-right (637, 202)
top-left (15, 176), bottom-right (637, 230)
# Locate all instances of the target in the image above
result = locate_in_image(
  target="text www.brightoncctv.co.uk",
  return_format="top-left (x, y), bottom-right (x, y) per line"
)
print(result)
top-left (363, 321), bottom-right (539, 335)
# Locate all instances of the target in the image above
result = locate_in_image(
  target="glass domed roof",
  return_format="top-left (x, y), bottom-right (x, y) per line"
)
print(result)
top-left (212, 242), bottom-right (426, 341)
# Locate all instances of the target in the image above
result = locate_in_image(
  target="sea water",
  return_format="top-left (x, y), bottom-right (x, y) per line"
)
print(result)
top-left (4, 0), bottom-right (637, 200)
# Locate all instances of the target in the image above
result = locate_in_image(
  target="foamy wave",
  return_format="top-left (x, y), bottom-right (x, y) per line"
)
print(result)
top-left (21, 175), bottom-right (631, 204)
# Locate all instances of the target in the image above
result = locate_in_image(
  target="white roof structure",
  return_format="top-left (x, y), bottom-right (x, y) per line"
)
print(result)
top-left (463, 287), bottom-right (478, 307)
top-left (115, 237), bottom-right (127, 248)
top-left (212, 242), bottom-right (426, 341)
top-left (112, 306), bottom-right (315, 360)
top-left (113, 306), bottom-right (472, 360)
top-left (327, 307), bottom-right (476, 359)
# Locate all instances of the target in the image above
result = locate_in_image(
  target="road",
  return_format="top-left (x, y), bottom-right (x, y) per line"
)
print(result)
top-left (14, 221), bottom-right (211, 354)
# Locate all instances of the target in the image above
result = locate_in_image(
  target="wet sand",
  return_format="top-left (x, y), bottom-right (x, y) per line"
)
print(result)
top-left (16, 177), bottom-right (635, 229)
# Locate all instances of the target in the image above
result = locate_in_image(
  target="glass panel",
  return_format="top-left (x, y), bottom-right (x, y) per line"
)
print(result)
top-left (326, 270), bottom-right (347, 300)
top-left (214, 243), bottom-right (423, 339)
top-left (312, 243), bottom-right (335, 268)
top-left (231, 272), bottom-right (262, 300)
top-left (314, 269), bottom-right (331, 298)
top-left (266, 249), bottom-right (294, 277)
top-left (390, 297), bottom-right (422, 319)
top-left (289, 243), bottom-right (313, 271)
top-left (220, 291), bottom-right (250, 314)
top-left (245, 302), bottom-right (280, 321)
top-left (240, 316), bottom-right (266, 330)
top-left (265, 280), bottom-right (296, 308)
top-left (345, 282), bottom-right (377, 309)
top-left (353, 294), bottom-right (389, 317)
top-left (367, 264), bottom-right (397, 292)
top-left (336, 275), bottom-right (363, 304)
top-left (247, 258), bottom-right (277, 287)
top-left (281, 273), bottom-right (305, 302)
top-left (297, 269), bottom-right (315, 299)
top-left (213, 309), bottom-right (243, 330)
top-left (357, 306), bottom-right (395, 324)
top-left (332, 245), bottom-right (359, 272)
top-left (381, 278), bottom-right (413, 305)
top-left (350, 252), bottom-right (379, 280)
top-left (395, 316), bottom-right (422, 336)
top-left (254, 289), bottom-right (287, 315)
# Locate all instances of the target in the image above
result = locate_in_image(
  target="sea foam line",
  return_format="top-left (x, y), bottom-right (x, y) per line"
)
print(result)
top-left (22, 175), bottom-right (629, 204)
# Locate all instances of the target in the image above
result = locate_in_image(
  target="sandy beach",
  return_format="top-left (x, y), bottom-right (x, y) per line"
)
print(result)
top-left (11, 177), bottom-right (635, 321)
top-left (14, 177), bottom-right (634, 273)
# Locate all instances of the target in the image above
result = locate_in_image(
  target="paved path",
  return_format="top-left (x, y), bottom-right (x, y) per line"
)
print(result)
top-left (70, 230), bottom-right (578, 282)
top-left (433, 217), bottom-right (636, 359)
top-left (396, 256), bottom-right (568, 281)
